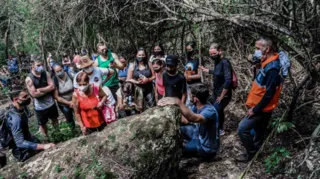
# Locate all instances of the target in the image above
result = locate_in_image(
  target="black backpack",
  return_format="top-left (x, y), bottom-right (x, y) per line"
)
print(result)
top-left (0, 106), bottom-right (13, 148)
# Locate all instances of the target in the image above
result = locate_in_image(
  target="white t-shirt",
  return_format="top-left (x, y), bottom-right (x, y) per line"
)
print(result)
top-left (73, 67), bottom-right (109, 88)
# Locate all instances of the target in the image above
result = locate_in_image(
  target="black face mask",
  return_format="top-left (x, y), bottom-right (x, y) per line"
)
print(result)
top-left (210, 55), bottom-right (221, 61)
top-left (154, 68), bottom-right (161, 73)
top-left (18, 98), bottom-right (31, 106)
top-left (167, 69), bottom-right (176, 75)
top-left (186, 51), bottom-right (194, 57)
top-left (154, 51), bottom-right (162, 56)
top-left (136, 57), bottom-right (145, 62)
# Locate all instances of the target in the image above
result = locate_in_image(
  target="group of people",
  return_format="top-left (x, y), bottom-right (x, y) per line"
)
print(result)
top-left (0, 36), bottom-right (284, 168)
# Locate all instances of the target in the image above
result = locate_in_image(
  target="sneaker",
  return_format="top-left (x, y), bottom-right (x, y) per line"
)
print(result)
top-left (219, 130), bottom-right (225, 136)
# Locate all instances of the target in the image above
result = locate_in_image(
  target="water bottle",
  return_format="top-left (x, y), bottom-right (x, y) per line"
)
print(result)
top-left (128, 96), bottom-right (132, 106)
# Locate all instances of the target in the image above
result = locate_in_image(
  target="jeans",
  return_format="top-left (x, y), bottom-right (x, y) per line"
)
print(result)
top-left (212, 95), bottom-right (231, 130)
top-left (180, 125), bottom-right (216, 158)
top-left (237, 112), bottom-right (272, 153)
top-left (58, 105), bottom-right (75, 129)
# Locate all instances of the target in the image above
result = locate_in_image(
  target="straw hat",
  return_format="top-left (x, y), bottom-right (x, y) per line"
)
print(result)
top-left (79, 56), bottom-right (94, 69)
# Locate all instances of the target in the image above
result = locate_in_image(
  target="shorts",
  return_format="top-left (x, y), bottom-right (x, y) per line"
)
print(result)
top-left (35, 104), bottom-right (59, 125)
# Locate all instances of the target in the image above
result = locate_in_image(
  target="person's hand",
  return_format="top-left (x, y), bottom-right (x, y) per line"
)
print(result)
top-left (109, 61), bottom-right (116, 68)
top-left (97, 101), bottom-right (104, 108)
top-left (81, 126), bottom-right (87, 135)
top-left (247, 107), bottom-right (255, 117)
top-left (119, 103), bottom-right (126, 110)
top-left (216, 96), bottom-right (223, 104)
top-left (36, 89), bottom-right (43, 93)
top-left (199, 66), bottom-right (209, 73)
top-left (185, 75), bottom-right (191, 82)
top-left (43, 143), bottom-right (55, 150)
top-left (157, 97), bottom-right (180, 106)
top-left (68, 102), bottom-right (74, 108)
top-left (139, 77), bottom-right (149, 84)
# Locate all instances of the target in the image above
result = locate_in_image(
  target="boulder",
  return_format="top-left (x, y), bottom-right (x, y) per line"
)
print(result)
top-left (0, 106), bottom-right (182, 179)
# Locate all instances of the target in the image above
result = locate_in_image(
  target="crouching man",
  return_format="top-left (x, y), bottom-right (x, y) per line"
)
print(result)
top-left (0, 87), bottom-right (55, 168)
top-left (158, 83), bottom-right (219, 159)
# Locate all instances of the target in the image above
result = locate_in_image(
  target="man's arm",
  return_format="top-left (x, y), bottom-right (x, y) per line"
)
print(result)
top-left (158, 98), bottom-right (205, 123)
top-left (253, 69), bottom-right (280, 114)
top-left (7, 115), bottom-right (51, 150)
top-left (37, 72), bottom-right (55, 93)
top-left (100, 68), bottom-right (114, 86)
top-left (181, 75), bottom-right (187, 103)
top-left (111, 53), bottom-right (124, 70)
top-left (25, 77), bottom-right (46, 98)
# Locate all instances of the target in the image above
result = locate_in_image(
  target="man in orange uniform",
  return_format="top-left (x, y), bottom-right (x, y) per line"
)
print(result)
top-left (236, 37), bottom-right (283, 162)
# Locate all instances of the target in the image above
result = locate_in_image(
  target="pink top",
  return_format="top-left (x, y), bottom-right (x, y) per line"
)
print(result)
top-left (156, 73), bottom-right (165, 95)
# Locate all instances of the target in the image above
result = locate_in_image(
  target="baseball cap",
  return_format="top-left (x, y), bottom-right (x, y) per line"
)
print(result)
top-left (165, 55), bottom-right (179, 66)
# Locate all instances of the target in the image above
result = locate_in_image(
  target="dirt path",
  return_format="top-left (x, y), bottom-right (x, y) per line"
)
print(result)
top-left (180, 132), bottom-right (248, 179)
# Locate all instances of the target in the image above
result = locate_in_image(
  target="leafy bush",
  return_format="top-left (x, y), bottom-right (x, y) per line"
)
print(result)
top-left (264, 147), bottom-right (290, 174)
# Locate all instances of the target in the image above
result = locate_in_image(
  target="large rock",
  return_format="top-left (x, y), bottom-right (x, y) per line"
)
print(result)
top-left (0, 106), bottom-right (182, 179)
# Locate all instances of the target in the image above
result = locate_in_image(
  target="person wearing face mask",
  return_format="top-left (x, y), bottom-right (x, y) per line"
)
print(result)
top-left (158, 84), bottom-right (219, 159)
top-left (25, 57), bottom-right (59, 139)
top-left (162, 55), bottom-right (187, 102)
top-left (0, 87), bottom-right (55, 167)
top-left (126, 48), bottom-right (156, 111)
top-left (52, 63), bottom-right (75, 129)
top-left (184, 42), bottom-right (202, 109)
top-left (152, 59), bottom-right (165, 102)
top-left (149, 43), bottom-right (167, 63)
top-left (94, 42), bottom-right (124, 100)
top-left (236, 37), bottom-right (282, 162)
top-left (200, 43), bottom-right (233, 136)
top-left (73, 56), bottom-right (114, 88)
top-left (117, 55), bottom-right (130, 84)
top-left (72, 72), bottom-right (108, 135)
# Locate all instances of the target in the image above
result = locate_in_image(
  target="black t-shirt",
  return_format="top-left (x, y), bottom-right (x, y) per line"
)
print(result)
top-left (163, 71), bottom-right (187, 99)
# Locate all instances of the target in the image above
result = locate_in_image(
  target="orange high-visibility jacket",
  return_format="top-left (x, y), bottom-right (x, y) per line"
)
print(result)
top-left (246, 53), bottom-right (282, 112)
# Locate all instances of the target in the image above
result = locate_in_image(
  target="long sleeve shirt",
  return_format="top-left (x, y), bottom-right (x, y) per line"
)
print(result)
top-left (209, 58), bottom-right (233, 97)
top-left (6, 106), bottom-right (37, 150)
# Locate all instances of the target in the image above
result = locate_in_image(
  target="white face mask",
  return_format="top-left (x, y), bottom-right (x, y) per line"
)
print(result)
top-left (83, 66), bottom-right (94, 74)
top-left (78, 85), bottom-right (89, 92)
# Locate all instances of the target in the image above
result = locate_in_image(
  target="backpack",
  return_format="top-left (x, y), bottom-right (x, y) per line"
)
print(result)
top-left (279, 51), bottom-right (291, 78)
top-left (0, 106), bottom-right (13, 148)
top-left (223, 59), bottom-right (238, 90)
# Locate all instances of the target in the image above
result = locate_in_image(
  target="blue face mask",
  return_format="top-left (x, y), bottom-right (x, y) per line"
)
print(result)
top-left (50, 62), bottom-right (54, 67)
top-left (35, 66), bottom-right (44, 73)
top-left (253, 50), bottom-right (262, 58)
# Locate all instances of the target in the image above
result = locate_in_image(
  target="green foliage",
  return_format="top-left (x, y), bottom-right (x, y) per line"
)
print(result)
top-left (49, 122), bottom-right (81, 143)
top-left (29, 120), bottom-right (81, 144)
top-left (18, 172), bottom-right (28, 179)
top-left (264, 147), bottom-right (290, 174)
top-left (272, 118), bottom-right (295, 134)
top-left (55, 164), bottom-right (62, 173)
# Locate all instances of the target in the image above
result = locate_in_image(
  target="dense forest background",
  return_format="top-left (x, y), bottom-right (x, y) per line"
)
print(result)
top-left (0, 0), bottom-right (319, 178)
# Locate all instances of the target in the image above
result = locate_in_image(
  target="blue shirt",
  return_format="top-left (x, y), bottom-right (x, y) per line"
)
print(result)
top-left (192, 104), bottom-right (219, 153)
top-left (118, 66), bottom-right (129, 78)
top-left (7, 58), bottom-right (19, 73)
